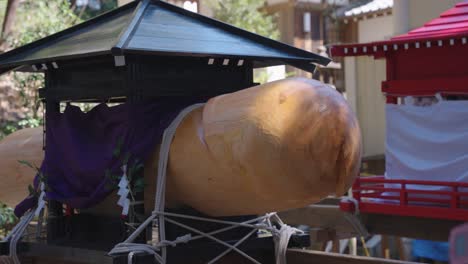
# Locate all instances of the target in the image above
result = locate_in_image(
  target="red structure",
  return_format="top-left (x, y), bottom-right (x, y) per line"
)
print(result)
top-left (332, 1), bottom-right (468, 221)
top-left (340, 176), bottom-right (468, 221)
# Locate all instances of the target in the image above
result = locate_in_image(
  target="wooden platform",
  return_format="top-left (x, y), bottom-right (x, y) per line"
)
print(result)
top-left (279, 202), bottom-right (361, 240)
top-left (3, 243), bottom-right (423, 264)
top-left (2, 198), bottom-right (446, 263)
top-left (278, 198), bottom-right (367, 247)
top-left (280, 198), bottom-right (458, 241)
top-left (287, 249), bottom-right (424, 264)
top-left (362, 213), bottom-right (461, 241)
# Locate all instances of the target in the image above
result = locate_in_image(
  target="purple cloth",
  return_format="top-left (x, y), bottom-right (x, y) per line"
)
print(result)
top-left (15, 99), bottom-right (203, 217)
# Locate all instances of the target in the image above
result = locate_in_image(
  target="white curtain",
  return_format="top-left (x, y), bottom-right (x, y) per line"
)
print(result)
top-left (385, 100), bottom-right (468, 191)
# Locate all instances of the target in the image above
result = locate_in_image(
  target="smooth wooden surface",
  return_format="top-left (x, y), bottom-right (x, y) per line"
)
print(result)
top-left (6, 244), bottom-right (424, 264)
top-left (356, 57), bottom-right (387, 157)
top-left (1, 78), bottom-right (361, 217)
top-left (278, 203), bottom-right (359, 239)
top-left (382, 235), bottom-right (390, 259)
top-left (286, 249), bottom-right (425, 264)
top-left (280, 202), bottom-right (460, 242)
top-left (0, 127), bottom-right (44, 207)
top-left (147, 78), bottom-right (361, 216)
top-left (396, 237), bottom-right (407, 261)
top-left (362, 213), bottom-right (460, 241)
top-left (10, 243), bottom-right (113, 264)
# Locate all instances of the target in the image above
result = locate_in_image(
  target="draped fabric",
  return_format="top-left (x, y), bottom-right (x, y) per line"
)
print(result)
top-left (15, 98), bottom-right (203, 217)
top-left (385, 101), bottom-right (468, 191)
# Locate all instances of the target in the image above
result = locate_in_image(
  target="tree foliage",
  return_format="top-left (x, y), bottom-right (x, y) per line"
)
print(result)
top-left (0, 201), bottom-right (16, 235)
top-left (0, 0), bottom-right (80, 139)
top-left (72, 0), bottom-right (118, 21)
top-left (0, 0), bottom-right (118, 232)
top-left (209, 0), bottom-right (282, 84)
top-left (8, 0), bottom-right (79, 48)
top-left (210, 0), bottom-right (280, 40)
top-left (0, 0), bottom-right (118, 140)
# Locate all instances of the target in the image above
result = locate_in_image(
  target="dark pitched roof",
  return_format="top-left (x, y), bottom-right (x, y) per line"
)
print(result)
top-left (0, 0), bottom-right (330, 74)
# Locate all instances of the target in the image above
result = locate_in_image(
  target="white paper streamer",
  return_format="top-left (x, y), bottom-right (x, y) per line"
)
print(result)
top-left (34, 183), bottom-right (46, 217)
top-left (117, 165), bottom-right (130, 216)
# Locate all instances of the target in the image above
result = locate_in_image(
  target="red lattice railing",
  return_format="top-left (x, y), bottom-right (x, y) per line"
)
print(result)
top-left (340, 176), bottom-right (468, 221)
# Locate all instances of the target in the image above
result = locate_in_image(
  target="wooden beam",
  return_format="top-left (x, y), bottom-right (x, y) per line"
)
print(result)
top-left (280, 201), bottom-right (460, 241)
top-left (278, 203), bottom-right (360, 239)
top-left (18, 243), bottom-right (112, 264)
top-left (287, 249), bottom-right (423, 264)
top-left (362, 213), bottom-right (460, 241)
top-left (381, 235), bottom-right (390, 259)
top-left (382, 77), bottom-right (468, 96)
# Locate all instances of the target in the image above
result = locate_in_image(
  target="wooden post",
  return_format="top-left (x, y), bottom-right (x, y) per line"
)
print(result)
top-left (45, 72), bottom-right (64, 243)
top-left (451, 186), bottom-right (459, 209)
top-left (396, 237), bottom-right (407, 261)
top-left (381, 235), bottom-right (391, 259)
top-left (319, 229), bottom-right (340, 253)
top-left (332, 237), bottom-right (340, 253)
top-left (400, 182), bottom-right (407, 206)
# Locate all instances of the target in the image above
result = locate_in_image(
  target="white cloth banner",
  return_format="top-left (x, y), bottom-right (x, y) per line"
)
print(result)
top-left (385, 100), bottom-right (468, 191)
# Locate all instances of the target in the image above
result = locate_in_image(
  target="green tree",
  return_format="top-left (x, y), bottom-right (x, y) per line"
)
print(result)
top-left (210, 0), bottom-right (280, 40)
top-left (0, 1), bottom-right (81, 232)
top-left (71, 0), bottom-right (118, 21)
top-left (0, 201), bottom-right (16, 238)
top-left (8, 0), bottom-right (79, 48)
top-left (0, 0), bottom-right (80, 138)
top-left (210, 0), bottom-right (282, 84)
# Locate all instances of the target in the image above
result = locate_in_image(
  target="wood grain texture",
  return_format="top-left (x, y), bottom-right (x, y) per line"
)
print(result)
top-left (362, 213), bottom-right (461, 241)
top-left (278, 204), bottom-right (359, 238)
top-left (1, 78), bottom-right (361, 217)
top-left (147, 77), bottom-right (361, 216)
top-left (286, 249), bottom-right (424, 264)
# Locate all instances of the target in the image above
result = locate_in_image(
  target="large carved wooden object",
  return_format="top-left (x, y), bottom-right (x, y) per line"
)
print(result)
top-left (0, 78), bottom-right (361, 216)
top-left (146, 78), bottom-right (361, 215)
top-left (0, 127), bottom-right (44, 207)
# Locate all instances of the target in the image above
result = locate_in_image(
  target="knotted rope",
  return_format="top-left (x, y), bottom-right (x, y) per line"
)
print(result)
top-left (109, 103), bottom-right (301, 264)
top-left (3, 183), bottom-right (46, 264)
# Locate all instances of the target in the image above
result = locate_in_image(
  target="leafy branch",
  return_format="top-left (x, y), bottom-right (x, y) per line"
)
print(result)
top-left (18, 160), bottom-right (50, 198)
top-left (0, 202), bottom-right (17, 239)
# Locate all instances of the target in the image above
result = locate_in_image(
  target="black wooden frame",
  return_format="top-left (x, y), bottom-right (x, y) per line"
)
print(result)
top-left (40, 55), bottom-right (254, 102)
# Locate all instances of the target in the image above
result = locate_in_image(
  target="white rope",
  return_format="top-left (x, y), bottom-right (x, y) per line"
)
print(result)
top-left (207, 229), bottom-right (258, 264)
top-left (341, 196), bottom-right (359, 215)
top-left (340, 196), bottom-right (369, 240)
top-left (109, 103), bottom-right (301, 264)
top-left (269, 213), bottom-right (304, 264)
top-left (154, 103), bottom-right (205, 263)
top-left (274, 225), bottom-right (300, 264)
top-left (3, 183), bottom-right (46, 264)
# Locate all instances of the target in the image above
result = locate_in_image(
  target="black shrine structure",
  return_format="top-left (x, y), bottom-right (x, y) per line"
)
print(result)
top-left (0, 0), bottom-right (330, 263)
